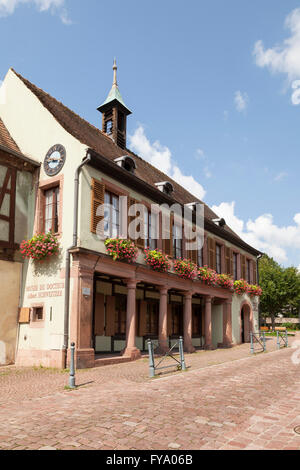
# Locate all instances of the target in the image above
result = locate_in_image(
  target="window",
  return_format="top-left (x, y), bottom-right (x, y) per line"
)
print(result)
top-left (104, 191), bottom-right (120, 238)
top-left (105, 120), bottom-right (113, 135)
top-left (192, 305), bottom-right (202, 336)
top-left (197, 236), bottom-right (203, 267)
top-left (247, 259), bottom-right (251, 283)
top-left (146, 301), bottom-right (159, 335)
top-left (233, 253), bottom-right (238, 281)
top-left (216, 244), bottom-right (222, 274)
top-left (44, 186), bottom-right (60, 233)
top-left (171, 304), bottom-right (183, 336)
top-left (114, 295), bottom-right (126, 336)
top-left (32, 306), bottom-right (44, 322)
top-left (144, 208), bottom-right (158, 250)
top-left (173, 224), bottom-right (182, 259)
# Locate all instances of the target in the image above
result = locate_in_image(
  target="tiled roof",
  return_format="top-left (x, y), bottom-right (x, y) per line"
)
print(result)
top-left (11, 68), bottom-right (255, 249)
top-left (0, 118), bottom-right (20, 154)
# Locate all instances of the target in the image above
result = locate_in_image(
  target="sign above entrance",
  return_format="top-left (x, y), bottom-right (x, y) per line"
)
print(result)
top-left (83, 287), bottom-right (91, 297)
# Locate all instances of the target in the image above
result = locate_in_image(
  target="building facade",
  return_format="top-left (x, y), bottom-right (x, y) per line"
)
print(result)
top-left (0, 65), bottom-right (261, 369)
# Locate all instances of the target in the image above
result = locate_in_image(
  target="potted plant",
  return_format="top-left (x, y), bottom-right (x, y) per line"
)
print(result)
top-left (233, 279), bottom-right (248, 295)
top-left (144, 249), bottom-right (171, 273)
top-left (217, 273), bottom-right (234, 290)
top-left (20, 232), bottom-right (59, 261)
top-left (247, 284), bottom-right (262, 297)
top-left (198, 266), bottom-right (218, 286)
top-left (104, 238), bottom-right (138, 263)
top-left (173, 258), bottom-right (198, 280)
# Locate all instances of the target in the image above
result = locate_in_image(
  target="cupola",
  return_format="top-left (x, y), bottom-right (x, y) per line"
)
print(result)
top-left (97, 60), bottom-right (132, 150)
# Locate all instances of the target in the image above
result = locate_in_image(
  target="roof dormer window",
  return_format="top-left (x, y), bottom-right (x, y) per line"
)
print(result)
top-left (114, 155), bottom-right (136, 173)
top-left (155, 181), bottom-right (174, 196)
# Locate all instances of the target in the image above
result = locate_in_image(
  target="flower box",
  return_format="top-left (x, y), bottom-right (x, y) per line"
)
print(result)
top-left (20, 233), bottom-right (59, 261)
top-left (198, 266), bottom-right (218, 286)
top-left (144, 249), bottom-right (171, 273)
top-left (104, 238), bottom-right (138, 263)
top-left (173, 259), bottom-right (198, 280)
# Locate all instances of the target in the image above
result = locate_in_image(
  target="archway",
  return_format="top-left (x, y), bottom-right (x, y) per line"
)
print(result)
top-left (240, 301), bottom-right (253, 343)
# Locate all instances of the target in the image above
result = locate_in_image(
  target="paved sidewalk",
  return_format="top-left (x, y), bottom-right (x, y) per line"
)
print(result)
top-left (0, 335), bottom-right (299, 450)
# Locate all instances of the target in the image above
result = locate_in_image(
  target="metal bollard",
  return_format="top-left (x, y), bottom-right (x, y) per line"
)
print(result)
top-left (263, 332), bottom-right (266, 352)
top-left (179, 336), bottom-right (187, 371)
top-left (250, 332), bottom-right (254, 354)
top-left (148, 339), bottom-right (155, 378)
top-left (285, 330), bottom-right (288, 348)
top-left (277, 331), bottom-right (280, 350)
top-left (69, 342), bottom-right (76, 389)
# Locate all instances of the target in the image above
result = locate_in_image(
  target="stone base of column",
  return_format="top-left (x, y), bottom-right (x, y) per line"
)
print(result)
top-left (68, 348), bottom-right (95, 369)
top-left (155, 339), bottom-right (169, 355)
top-left (184, 344), bottom-right (196, 354)
top-left (123, 347), bottom-right (141, 360)
top-left (204, 344), bottom-right (215, 350)
top-left (217, 342), bottom-right (233, 349)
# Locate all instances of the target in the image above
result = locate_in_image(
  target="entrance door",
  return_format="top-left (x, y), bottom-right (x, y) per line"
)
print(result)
top-left (170, 303), bottom-right (183, 339)
top-left (241, 308), bottom-right (245, 343)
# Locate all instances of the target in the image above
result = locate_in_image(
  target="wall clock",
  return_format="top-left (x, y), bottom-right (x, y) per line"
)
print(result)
top-left (44, 144), bottom-right (66, 176)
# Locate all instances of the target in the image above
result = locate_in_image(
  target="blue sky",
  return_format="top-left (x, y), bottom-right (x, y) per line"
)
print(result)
top-left (1, 0), bottom-right (300, 268)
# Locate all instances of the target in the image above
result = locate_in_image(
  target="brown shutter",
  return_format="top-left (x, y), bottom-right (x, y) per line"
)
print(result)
top-left (91, 178), bottom-right (105, 234)
top-left (208, 237), bottom-right (216, 270)
top-left (187, 225), bottom-right (197, 263)
top-left (253, 261), bottom-right (257, 284)
top-left (128, 197), bottom-right (144, 248)
top-left (139, 300), bottom-right (148, 336)
top-left (167, 303), bottom-right (172, 336)
top-left (19, 308), bottom-right (30, 324)
top-left (241, 255), bottom-right (246, 280)
top-left (105, 295), bottom-right (115, 337)
top-left (163, 214), bottom-right (173, 257)
top-left (229, 249), bottom-right (234, 276)
top-left (225, 247), bottom-right (230, 274)
top-left (94, 293), bottom-right (105, 336)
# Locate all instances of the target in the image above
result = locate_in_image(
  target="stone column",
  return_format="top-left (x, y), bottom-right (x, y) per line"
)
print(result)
top-left (70, 254), bottom-right (95, 369)
top-left (222, 300), bottom-right (233, 347)
top-left (183, 291), bottom-right (196, 353)
top-left (123, 279), bottom-right (141, 360)
top-left (204, 296), bottom-right (213, 350)
top-left (158, 287), bottom-right (169, 353)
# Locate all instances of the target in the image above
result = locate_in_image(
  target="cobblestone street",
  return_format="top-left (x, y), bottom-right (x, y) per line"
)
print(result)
top-left (0, 335), bottom-right (299, 450)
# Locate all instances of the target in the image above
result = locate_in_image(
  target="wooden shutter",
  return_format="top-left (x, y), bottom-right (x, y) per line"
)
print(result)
top-left (0, 165), bottom-right (16, 248)
top-left (241, 255), bottom-right (246, 280)
top-left (128, 197), bottom-right (144, 248)
top-left (208, 237), bottom-right (216, 270)
top-left (167, 303), bottom-right (172, 336)
top-left (139, 300), bottom-right (148, 337)
top-left (163, 214), bottom-right (173, 257)
top-left (19, 308), bottom-right (30, 324)
top-left (94, 293), bottom-right (105, 336)
top-left (91, 178), bottom-right (105, 234)
top-left (187, 225), bottom-right (197, 263)
top-left (225, 247), bottom-right (234, 276)
top-left (253, 262), bottom-right (257, 284)
top-left (105, 295), bottom-right (115, 337)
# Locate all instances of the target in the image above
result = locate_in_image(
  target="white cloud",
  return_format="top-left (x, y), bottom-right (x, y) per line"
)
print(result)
top-left (253, 8), bottom-right (300, 84)
top-left (274, 171), bottom-right (288, 182)
top-left (0, 0), bottom-right (71, 23)
top-left (129, 126), bottom-right (206, 200)
top-left (211, 201), bottom-right (300, 265)
top-left (234, 91), bottom-right (249, 112)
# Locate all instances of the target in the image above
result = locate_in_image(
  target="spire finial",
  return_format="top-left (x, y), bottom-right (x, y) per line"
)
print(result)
top-left (113, 58), bottom-right (117, 87)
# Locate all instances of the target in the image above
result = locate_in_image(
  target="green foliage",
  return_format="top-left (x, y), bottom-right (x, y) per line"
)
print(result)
top-left (259, 255), bottom-right (300, 326)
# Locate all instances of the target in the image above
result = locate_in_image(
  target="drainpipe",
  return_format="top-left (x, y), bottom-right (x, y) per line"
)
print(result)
top-left (256, 254), bottom-right (263, 329)
top-left (63, 152), bottom-right (92, 368)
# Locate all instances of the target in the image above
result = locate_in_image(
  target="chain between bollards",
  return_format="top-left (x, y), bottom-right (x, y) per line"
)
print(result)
top-left (69, 342), bottom-right (76, 389)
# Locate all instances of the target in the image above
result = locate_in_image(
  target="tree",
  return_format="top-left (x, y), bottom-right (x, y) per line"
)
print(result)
top-left (259, 255), bottom-right (300, 330)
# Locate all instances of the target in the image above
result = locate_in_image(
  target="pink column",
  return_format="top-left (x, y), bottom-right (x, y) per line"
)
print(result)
top-left (158, 287), bottom-right (169, 352)
top-left (205, 296), bottom-right (213, 350)
top-left (223, 300), bottom-right (233, 347)
top-left (184, 291), bottom-right (196, 353)
top-left (123, 279), bottom-right (141, 360)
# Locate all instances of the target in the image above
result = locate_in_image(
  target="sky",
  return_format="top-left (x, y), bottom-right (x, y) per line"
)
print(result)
top-left (1, 0), bottom-right (300, 269)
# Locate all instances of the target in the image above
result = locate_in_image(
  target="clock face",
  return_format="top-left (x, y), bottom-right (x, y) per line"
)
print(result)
top-left (44, 144), bottom-right (66, 176)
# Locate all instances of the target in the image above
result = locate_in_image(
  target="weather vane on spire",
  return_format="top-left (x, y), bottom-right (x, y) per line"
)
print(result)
top-left (113, 58), bottom-right (117, 87)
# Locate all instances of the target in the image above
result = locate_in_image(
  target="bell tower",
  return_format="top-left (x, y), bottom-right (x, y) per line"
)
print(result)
top-left (97, 59), bottom-right (132, 149)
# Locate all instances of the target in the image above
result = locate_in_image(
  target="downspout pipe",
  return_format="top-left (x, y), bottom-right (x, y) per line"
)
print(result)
top-left (256, 253), bottom-right (263, 329)
top-left (63, 152), bottom-right (92, 368)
